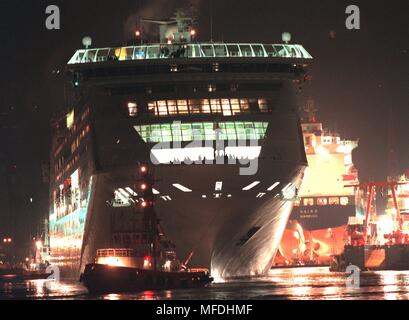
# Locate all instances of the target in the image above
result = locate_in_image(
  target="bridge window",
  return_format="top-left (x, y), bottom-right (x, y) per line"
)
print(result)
top-left (240, 45), bottom-right (253, 57)
top-left (145, 98), bottom-right (272, 117)
top-left (227, 45), bottom-right (240, 57)
top-left (329, 197), bottom-right (340, 205)
top-left (303, 198), bottom-right (314, 206)
top-left (135, 121), bottom-right (268, 143)
top-left (214, 45), bottom-right (228, 57)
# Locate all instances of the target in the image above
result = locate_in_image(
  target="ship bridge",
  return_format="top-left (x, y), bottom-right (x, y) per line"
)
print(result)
top-left (68, 43), bottom-right (313, 65)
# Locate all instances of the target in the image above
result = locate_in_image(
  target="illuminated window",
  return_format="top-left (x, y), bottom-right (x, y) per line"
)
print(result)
top-left (230, 99), bottom-right (241, 115)
top-left (67, 110), bottom-right (74, 129)
top-left (208, 84), bottom-right (216, 93)
top-left (258, 99), bottom-right (269, 113)
top-left (317, 198), bottom-right (328, 206)
top-left (240, 99), bottom-right (250, 112)
top-left (135, 122), bottom-right (268, 143)
top-left (329, 197), bottom-right (340, 205)
top-left (221, 99), bottom-right (232, 116)
top-left (210, 99), bottom-right (222, 113)
top-left (240, 45), bottom-right (253, 57)
top-left (189, 99), bottom-right (201, 114)
top-left (340, 197), bottom-right (349, 206)
top-left (157, 101), bottom-right (168, 116)
top-left (147, 98), bottom-right (272, 117)
top-left (166, 100), bottom-right (176, 115)
top-left (128, 102), bottom-right (138, 117)
top-left (201, 99), bottom-right (211, 114)
top-left (303, 198), bottom-right (314, 206)
top-left (177, 100), bottom-right (189, 114)
top-left (148, 102), bottom-right (156, 115)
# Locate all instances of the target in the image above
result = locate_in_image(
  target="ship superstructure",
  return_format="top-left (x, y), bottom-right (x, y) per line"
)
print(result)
top-left (276, 103), bottom-right (359, 265)
top-left (49, 12), bottom-right (313, 279)
top-left (292, 103), bottom-right (359, 230)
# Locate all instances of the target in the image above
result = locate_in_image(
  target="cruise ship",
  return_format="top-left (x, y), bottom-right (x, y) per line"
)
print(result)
top-left (48, 12), bottom-right (313, 279)
top-left (275, 102), bottom-right (359, 265)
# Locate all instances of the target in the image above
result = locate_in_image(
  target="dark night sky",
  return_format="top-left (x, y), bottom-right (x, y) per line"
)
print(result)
top-left (0, 0), bottom-right (408, 244)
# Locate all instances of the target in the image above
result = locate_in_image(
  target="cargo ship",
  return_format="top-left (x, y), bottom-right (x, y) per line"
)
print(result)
top-left (275, 102), bottom-right (359, 266)
top-left (48, 11), bottom-right (313, 279)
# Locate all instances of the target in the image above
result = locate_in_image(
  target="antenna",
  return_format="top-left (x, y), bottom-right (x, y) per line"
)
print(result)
top-left (210, 0), bottom-right (214, 42)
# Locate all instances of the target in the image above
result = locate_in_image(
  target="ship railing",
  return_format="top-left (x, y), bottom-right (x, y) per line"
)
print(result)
top-left (96, 248), bottom-right (135, 258)
top-left (68, 43), bottom-right (313, 65)
top-left (188, 268), bottom-right (210, 274)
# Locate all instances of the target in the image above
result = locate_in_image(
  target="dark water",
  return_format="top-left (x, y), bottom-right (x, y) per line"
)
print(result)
top-left (1, 267), bottom-right (409, 300)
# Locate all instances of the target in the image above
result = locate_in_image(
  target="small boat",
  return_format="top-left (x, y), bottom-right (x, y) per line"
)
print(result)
top-left (81, 249), bottom-right (213, 294)
top-left (81, 165), bottom-right (214, 294)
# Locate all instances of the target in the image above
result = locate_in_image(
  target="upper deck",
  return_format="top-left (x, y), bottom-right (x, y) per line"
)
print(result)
top-left (68, 43), bottom-right (313, 65)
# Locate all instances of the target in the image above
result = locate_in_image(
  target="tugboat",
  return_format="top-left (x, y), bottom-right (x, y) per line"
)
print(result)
top-left (81, 165), bottom-right (213, 294)
top-left (330, 180), bottom-right (409, 272)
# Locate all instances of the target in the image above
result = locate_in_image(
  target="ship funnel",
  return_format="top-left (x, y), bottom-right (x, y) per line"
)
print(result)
top-left (282, 32), bottom-right (291, 44)
top-left (82, 36), bottom-right (92, 49)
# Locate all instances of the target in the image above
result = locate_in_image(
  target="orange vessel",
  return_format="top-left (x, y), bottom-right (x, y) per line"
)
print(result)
top-left (274, 102), bottom-right (359, 267)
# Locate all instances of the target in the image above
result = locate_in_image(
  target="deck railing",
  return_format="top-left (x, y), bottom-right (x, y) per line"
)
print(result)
top-left (68, 43), bottom-right (313, 65)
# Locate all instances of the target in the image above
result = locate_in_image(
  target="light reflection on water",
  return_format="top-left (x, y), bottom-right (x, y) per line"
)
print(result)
top-left (1, 267), bottom-right (409, 300)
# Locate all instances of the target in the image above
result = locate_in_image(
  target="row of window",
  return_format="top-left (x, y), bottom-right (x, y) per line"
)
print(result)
top-left (55, 154), bottom-right (81, 184)
top-left (135, 121), bottom-right (269, 143)
top-left (54, 108), bottom-right (90, 173)
top-left (69, 43), bottom-right (312, 64)
top-left (70, 125), bottom-right (91, 154)
top-left (294, 196), bottom-right (350, 207)
top-left (134, 98), bottom-right (272, 118)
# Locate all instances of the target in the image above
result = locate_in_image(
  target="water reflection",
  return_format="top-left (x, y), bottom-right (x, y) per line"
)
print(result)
top-left (1, 267), bottom-right (409, 300)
